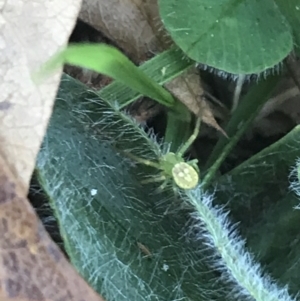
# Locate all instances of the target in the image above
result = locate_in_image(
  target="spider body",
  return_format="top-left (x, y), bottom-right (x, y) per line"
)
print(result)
top-left (160, 152), bottom-right (183, 176)
top-left (158, 152), bottom-right (199, 189)
top-left (123, 118), bottom-right (201, 190)
top-left (172, 161), bottom-right (199, 189)
top-left (124, 118), bottom-right (201, 191)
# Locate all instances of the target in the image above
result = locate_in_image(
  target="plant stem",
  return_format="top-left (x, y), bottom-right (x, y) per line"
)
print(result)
top-left (202, 123), bottom-right (245, 190)
top-left (164, 101), bottom-right (192, 152)
top-left (187, 189), bottom-right (295, 301)
top-left (203, 74), bottom-right (281, 186)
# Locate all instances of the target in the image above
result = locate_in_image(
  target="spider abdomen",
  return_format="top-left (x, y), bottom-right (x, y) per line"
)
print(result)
top-left (172, 162), bottom-right (199, 189)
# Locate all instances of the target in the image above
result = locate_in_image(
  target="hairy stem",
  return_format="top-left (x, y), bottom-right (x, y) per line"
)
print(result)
top-left (186, 188), bottom-right (295, 301)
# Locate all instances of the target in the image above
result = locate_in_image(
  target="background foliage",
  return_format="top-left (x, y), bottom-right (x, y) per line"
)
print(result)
top-left (36, 74), bottom-right (300, 301)
top-left (159, 0), bottom-right (300, 74)
top-left (32, 1), bottom-right (300, 301)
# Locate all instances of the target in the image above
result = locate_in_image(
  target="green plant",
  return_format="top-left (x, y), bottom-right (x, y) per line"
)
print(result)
top-left (36, 74), bottom-right (300, 301)
top-left (34, 2), bottom-right (300, 300)
top-left (122, 117), bottom-right (201, 190)
top-left (35, 43), bottom-right (194, 149)
top-left (158, 0), bottom-right (300, 74)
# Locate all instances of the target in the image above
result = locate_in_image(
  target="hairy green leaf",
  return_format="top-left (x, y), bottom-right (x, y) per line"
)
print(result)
top-left (159, 0), bottom-right (294, 74)
top-left (213, 125), bottom-right (300, 294)
top-left (274, 0), bottom-right (300, 54)
top-left (36, 74), bottom-right (224, 301)
top-left (36, 74), bottom-right (300, 301)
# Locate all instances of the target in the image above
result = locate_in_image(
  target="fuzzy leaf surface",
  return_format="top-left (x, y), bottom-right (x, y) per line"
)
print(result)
top-left (36, 75), bottom-right (225, 301)
top-left (213, 125), bottom-right (300, 293)
top-left (159, 0), bottom-right (294, 74)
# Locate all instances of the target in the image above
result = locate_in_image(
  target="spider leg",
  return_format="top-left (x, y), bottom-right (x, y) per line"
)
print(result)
top-left (178, 117), bottom-right (201, 157)
top-left (172, 183), bottom-right (180, 195)
top-left (157, 179), bottom-right (169, 191)
top-left (142, 177), bottom-right (170, 193)
top-left (141, 175), bottom-right (166, 184)
top-left (122, 151), bottom-right (161, 169)
top-left (187, 159), bottom-right (198, 165)
top-left (187, 159), bottom-right (200, 173)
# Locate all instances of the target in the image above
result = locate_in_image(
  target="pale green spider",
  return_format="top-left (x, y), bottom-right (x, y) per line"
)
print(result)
top-left (126, 118), bottom-right (201, 190)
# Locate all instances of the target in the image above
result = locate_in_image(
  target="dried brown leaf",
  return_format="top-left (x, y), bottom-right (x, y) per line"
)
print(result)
top-left (0, 158), bottom-right (105, 301)
top-left (128, 98), bottom-right (162, 123)
top-left (164, 68), bottom-right (228, 137)
top-left (0, 0), bottom-right (81, 189)
top-left (79, 0), bottom-right (170, 61)
top-left (0, 1), bottom-right (106, 301)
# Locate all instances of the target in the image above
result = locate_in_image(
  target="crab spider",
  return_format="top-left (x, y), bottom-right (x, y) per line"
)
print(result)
top-left (126, 118), bottom-right (201, 190)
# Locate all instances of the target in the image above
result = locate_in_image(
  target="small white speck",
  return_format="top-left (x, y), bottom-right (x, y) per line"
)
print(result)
top-left (296, 5), bottom-right (300, 10)
top-left (216, 19), bottom-right (219, 23)
top-left (90, 189), bottom-right (98, 196)
top-left (162, 264), bottom-right (169, 271)
top-left (161, 66), bottom-right (167, 76)
top-left (211, 34), bottom-right (214, 37)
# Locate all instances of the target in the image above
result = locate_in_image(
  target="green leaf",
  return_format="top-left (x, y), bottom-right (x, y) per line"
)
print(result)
top-left (36, 74), bottom-right (226, 301)
top-left (35, 43), bottom-right (176, 108)
top-left (159, 0), bottom-right (293, 74)
top-left (36, 43), bottom-right (194, 129)
top-left (274, 0), bottom-right (300, 54)
top-left (98, 47), bottom-right (194, 109)
top-left (36, 74), bottom-right (300, 301)
top-left (212, 125), bottom-right (300, 294)
top-left (94, 46), bottom-right (195, 148)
